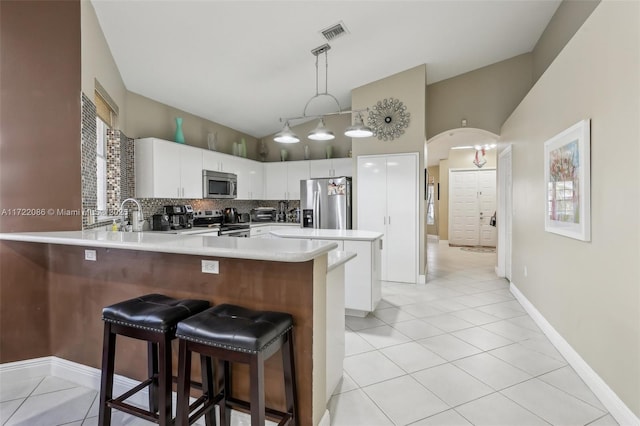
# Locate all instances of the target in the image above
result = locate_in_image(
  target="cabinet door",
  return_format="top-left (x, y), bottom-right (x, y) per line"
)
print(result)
top-left (385, 154), bottom-right (418, 283)
top-left (344, 240), bottom-right (373, 311)
top-left (202, 150), bottom-right (223, 172)
top-left (179, 145), bottom-right (203, 199)
top-left (264, 162), bottom-right (288, 200)
top-left (286, 161), bottom-right (310, 200)
top-left (331, 158), bottom-right (353, 177)
top-left (309, 159), bottom-right (333, 178)
top-left (153, 139), bottom-right (184, 198)
top-left (233, 157), bottom-right (252, 199)
top-left (248, 160), bottom-right (264, 200)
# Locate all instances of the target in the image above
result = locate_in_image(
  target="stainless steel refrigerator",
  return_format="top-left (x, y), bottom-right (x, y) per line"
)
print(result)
top-left (300, 177), bottom-right (352, 229)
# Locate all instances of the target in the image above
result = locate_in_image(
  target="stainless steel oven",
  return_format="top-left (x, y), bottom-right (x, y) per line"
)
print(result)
top-left (203, 170), bottom-right (237, 199)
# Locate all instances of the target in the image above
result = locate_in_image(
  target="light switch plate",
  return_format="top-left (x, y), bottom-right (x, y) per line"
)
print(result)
top-left (201, 260), bottom-right (219, 274)
top-left (85, 249), bottom-right (97, 261)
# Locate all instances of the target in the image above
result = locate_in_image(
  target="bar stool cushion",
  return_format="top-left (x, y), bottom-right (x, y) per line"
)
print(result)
top-left (102, 293), bottom-right (210, 333)
top-left (176, 304), bottom-right (293, 353)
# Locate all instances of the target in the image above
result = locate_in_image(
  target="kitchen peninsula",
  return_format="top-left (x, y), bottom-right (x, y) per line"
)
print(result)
top-left (270, 228), bottom-right (383, 316)
top-left (0, 230), bottom-right (349, 426)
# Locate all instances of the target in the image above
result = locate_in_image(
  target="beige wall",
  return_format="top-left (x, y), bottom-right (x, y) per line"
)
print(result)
top-left (351, 64), bottom-right (428, 276)
top-left (260, 114), bottom-right (352, 162)
top-left (80, 1), bottom-right (126, 130)
top-left (501, 1), bottom-right (639, 418)
top-left (426, 54), bottom-right (533, 138)
top-left (125, 92), bottom-right (259, 160)
top-left (437, 149), bottom-right (497, 241)
top-left (532, 0), bottom-right (600, 83)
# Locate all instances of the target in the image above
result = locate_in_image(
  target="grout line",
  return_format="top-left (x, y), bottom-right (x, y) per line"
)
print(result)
top-left (2, 376), bottom-right (46, 426)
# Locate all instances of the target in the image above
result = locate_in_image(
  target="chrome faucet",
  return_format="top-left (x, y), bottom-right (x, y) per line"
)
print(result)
top-left (119, 198), bottom-right (144, 231)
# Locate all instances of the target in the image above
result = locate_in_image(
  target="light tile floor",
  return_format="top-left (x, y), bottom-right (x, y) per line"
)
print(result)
top-left (328, 239), bottom-right (618, 426)
top-left (0, 239), bottom-right (619, 426)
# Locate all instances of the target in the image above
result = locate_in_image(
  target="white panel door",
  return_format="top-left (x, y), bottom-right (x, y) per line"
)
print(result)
top-left (450, 169), bottom-right (496, 247)
top-left (450, 171), bottom-right (479, 246)
top-left (385, 155), bottom-right (418, 283)
top-left (357, 156), bottom-right (387, 237)
top-left (478, 169), bottom-right (497, 247)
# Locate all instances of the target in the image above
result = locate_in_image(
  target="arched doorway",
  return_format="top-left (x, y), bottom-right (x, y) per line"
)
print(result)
top-left (426, 128), bottom-right (500, 243)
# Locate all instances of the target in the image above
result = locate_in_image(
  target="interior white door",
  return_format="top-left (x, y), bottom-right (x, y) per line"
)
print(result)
top-left (385, 155), bottom-right (418, 283)
top-left (478, 169), bottom-right (497, 247)
top-left (450, 171), bottom-right (480, 246)
top-left (449, 169), bottom-right (496, 247)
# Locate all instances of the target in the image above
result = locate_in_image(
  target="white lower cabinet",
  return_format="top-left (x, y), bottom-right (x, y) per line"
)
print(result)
top-left (344, 239), bottom-right (381, 314)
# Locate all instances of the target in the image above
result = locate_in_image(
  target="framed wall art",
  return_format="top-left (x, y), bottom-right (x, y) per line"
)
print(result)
top-left (544, 119), bottom-right (591, 241)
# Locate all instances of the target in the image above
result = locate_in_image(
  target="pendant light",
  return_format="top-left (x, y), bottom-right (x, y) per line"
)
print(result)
top-left (273, 121), bottom-right (300, 144)
top-left (308, 118), bottom-right (335, 141)
top-left (275, 43), bottom-right (371, 142)
top-left (344, 112), bottom-right (373, 138)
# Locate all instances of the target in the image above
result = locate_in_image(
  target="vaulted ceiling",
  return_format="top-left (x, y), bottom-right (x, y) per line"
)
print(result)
top-left (91, 1), bottom-right (561, 139)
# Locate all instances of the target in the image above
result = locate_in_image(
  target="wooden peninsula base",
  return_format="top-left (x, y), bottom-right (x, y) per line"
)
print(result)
top-left (0, 232), bottom-right (345, 425)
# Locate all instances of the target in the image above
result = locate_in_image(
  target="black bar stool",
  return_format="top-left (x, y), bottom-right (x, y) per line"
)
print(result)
top-left (175, 304), bottom-right (298, 426)
top-left (98, 293), bottom-right (210, 426)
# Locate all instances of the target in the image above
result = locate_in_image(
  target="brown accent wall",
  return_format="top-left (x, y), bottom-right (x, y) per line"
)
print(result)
top-left (0, 0), bottom-right (82, 233)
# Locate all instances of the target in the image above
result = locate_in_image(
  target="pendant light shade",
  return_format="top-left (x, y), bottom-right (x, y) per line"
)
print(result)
top-left (274, 122), bottom-right (300, 144)
top-left (308, 118), bottom-right (335, 141)
top-left (344, 113), bottom-right (374, 138)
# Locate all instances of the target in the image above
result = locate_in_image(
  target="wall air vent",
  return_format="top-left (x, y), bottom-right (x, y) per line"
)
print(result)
top-left (320, 22), bottom-right (349, 41)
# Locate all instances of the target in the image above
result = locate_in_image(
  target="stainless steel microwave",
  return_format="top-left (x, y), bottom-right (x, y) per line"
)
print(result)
top-left (202, 170), bottom-right (237, 199)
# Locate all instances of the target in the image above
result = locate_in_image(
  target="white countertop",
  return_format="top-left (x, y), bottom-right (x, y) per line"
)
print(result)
top-left (0, 230), bottom-right (337, 262)
top-left (327, 251), bottom-right (357, 272)
top-left (270, 228), bottom-right (383, 241)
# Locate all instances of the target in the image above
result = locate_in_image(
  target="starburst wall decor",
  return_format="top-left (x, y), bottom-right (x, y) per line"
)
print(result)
top-left (367, 98), bottom-right (411, 141)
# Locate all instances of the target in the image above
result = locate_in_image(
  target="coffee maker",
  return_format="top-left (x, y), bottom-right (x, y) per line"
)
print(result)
top-left (158, 204), bottom-right (194, 230)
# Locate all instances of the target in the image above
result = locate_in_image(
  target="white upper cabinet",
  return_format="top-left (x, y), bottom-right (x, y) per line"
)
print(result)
top-left (135, 138), bottom-right (203, 199)
top-left (263, 161), bottom-right (310, 200)
top-left (308, 158), bottom-right (352, 178)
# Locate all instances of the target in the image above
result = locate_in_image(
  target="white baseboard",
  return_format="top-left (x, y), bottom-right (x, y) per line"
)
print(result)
top-left (510, 283), bottom-right (640, 426)
top-left (0, 356), bottom-right (150, 408)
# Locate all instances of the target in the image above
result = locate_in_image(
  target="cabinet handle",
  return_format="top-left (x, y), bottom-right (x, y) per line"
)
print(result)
top-left (389, 216), bottom-right (391, 225)
top-left (177, 187), bottom-right (180, 197)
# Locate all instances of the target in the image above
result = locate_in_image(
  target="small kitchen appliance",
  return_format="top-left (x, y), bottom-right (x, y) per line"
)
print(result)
top-left (250, 207), bottom-right (276, 222)
top-left (277, 200), bottom-right (288, 223)
top-left (162, 205), bottom-right (194, 230)
top-left (223, 207), bottom-right (239, 224)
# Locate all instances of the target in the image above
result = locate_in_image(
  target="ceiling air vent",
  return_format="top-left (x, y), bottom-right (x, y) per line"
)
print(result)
top-left (320, 22), bottom-right (349, 41)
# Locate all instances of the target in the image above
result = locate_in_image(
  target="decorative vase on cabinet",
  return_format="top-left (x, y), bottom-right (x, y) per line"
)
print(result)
top-left (174, 117), bottom-right (185, 144)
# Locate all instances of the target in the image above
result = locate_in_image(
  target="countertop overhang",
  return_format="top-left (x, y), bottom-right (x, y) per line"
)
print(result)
top-left (270, 228), bottom-right (383, 241)
top-left (0, 230), bottom-right (338, 262)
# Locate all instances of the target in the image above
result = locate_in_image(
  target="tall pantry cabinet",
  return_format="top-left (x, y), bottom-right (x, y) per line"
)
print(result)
top-left (357, 153), bottom-right (418, 283)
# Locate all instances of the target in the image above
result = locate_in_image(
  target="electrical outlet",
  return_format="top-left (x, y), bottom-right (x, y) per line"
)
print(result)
top-left (201, 260), bottom-right (219, 274)
top-left (85, 249), bottom-right (97, 261)
top-left (524, 266), bottom-right (528, 277)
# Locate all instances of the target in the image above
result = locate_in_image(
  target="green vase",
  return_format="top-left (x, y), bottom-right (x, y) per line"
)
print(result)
top-left (174, 117), bottom-right (185, 144)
